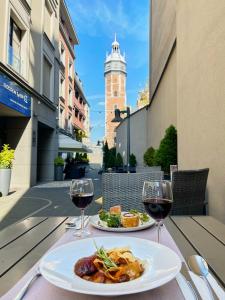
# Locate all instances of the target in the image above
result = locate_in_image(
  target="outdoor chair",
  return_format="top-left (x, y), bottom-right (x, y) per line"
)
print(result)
top-left (102, 171), bottom-right (164, 212)
top-left (171, 168), bottom-right (209, 215)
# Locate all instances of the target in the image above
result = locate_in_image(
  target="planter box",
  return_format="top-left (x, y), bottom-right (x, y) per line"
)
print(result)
top-left (54, 165), bottom-right (64, 181)
top-left (0, 168), bottom-right (11, 196)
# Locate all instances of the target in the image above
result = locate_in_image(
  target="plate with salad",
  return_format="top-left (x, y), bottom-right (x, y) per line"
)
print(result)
top-left (90, 205), bottom-right (155, 232)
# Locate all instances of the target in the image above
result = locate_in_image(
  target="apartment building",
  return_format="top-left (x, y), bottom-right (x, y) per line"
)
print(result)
top-left (74, 72), bottom-right (90, 141)
top-left (0, 0), bottom-right (60, 187)
top-left (58, 0), bottom-right (78, 137)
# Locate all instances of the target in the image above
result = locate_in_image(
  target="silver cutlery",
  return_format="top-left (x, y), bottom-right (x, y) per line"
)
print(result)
top-left (14, 267), bottom-right (41, 300)
top-left (188, 255), bottom-right (219, 300)
top-left (66, 216), bottom-right (89, 229)
top-left (180, 262), bottom-right (203, 300)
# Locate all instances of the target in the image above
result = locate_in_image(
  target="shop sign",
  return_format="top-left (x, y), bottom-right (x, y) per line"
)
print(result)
top-left (0, 72), bottom-right (31, 117)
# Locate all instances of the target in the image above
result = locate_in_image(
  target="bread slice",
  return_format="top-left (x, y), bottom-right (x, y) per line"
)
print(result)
top-left (109, 205), bottom-right (121, 215)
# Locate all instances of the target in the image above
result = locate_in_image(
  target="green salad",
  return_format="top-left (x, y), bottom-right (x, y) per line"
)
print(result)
top-left (98, 209), bottom-right (150, 228)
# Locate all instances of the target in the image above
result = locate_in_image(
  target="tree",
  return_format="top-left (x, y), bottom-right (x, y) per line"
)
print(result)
top-left (129, 153), bottom-right (137, 167)
top-left (154, 125), bottom-right (177, 173)
top-left (103, 141), bottom-right (109, 169)
top-left (115, 153), bottom-right (123, 167)
top-left (143, 147), bottom-right (155, 166)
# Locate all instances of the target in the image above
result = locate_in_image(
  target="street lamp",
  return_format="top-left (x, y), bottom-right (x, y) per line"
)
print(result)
top-left (96, 140), bottom-right (104, 146)
top-left (112, 107), bottom-right (130, 172)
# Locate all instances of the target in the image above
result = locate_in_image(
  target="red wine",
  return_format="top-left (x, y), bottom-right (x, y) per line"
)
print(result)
top-left (143, 198), bottom-right (172, 221)
top-left (71, 193), bottom-right (93, 209)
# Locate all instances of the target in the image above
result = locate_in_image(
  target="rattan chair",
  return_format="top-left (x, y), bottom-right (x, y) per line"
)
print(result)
top-left (102, 172), bottom-right (164, 212)
top-left (171, 168), bottom-right (209, 215)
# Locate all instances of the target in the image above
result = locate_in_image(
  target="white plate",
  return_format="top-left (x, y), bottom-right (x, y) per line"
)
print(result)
top-left (90, 214), bottom-right (155, 232)
top-left (39, 236), bottom-right (181, 296)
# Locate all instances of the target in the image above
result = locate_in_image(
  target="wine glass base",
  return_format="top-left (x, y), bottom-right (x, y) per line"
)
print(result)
top-left (73, 229), bottom-right (91, 238)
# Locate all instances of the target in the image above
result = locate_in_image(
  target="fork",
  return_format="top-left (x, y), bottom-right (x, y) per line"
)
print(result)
top-left (14, 267), bottom-right (41, 300)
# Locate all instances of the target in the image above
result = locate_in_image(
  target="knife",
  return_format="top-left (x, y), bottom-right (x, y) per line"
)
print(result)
top-left (180, 262), bottom-right (203, 300)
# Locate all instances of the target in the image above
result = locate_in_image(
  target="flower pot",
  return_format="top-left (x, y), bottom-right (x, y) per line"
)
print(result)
top-left (129, 166), bottom-right (136, 173)
top-left (54, 165), bottom-right (64, 181)
top-left (0, 168), bottom-right (11, 196)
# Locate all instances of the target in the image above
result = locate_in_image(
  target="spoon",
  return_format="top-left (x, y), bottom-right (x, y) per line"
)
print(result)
top-left (188, 255), bottom-right (219, 300)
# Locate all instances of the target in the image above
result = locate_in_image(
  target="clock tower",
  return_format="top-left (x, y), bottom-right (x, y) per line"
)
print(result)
top-left (104, 34), bottom-right (127, 148)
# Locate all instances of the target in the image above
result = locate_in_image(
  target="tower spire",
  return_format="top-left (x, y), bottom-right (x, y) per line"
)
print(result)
top-left (114, 32), bottom-right (117, 43)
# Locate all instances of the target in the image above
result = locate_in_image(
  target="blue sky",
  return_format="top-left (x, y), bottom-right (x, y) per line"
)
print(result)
top-left (66, 0), bottom-right (149, 142)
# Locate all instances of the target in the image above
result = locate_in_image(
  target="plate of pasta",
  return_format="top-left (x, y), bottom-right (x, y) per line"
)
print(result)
top-left (39, 236), bottom-right (181, 296)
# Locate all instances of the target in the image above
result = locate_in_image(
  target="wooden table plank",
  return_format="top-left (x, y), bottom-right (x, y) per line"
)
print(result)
top-left (0, 217), bottom-right (48, 249)
top-left (171, 216), bottom-right (225, 287)
top-left (0, 217), bottom-right (67, 277)
top-left (192, 216), bottom-right (225, 245)
top-left (165, 218), bottom-right (198, 260)
top-left (0, 218), bottom-right (67, 297)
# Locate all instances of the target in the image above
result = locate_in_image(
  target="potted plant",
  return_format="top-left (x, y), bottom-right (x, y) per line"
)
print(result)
top-left (129, 153), bottom-right (137, 173)
top-left (0, 144), bottom-right (15, 196)
top-left (54, 156), bottom-right (64, 181)
top-left (115, 152), bottom-right (123, 172)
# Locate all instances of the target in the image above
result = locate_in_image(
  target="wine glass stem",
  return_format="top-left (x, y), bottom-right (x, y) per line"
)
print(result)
top-left (81, 208), bottom-right (85, 234)
top-left (157, 221), bottom-right (162, 243)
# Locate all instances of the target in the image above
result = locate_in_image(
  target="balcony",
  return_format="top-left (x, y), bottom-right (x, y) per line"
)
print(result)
top-left (8, 46), bottom-right (24, 76)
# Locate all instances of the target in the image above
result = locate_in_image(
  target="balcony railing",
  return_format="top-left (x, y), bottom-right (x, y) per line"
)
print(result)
top-left (8, 46), bottom-right (24, 75)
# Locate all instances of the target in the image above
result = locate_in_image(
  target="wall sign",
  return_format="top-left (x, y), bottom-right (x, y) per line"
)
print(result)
top-left (0, 72), bottom-right (31, 117)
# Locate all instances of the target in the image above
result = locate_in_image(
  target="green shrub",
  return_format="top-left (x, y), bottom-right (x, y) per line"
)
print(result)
top-left (115, 153), bottom-right (123, 167)
top-left (143, 147), bottom-right (155, 166)
top-left (0, 144), bottom-right (15, 169)
top-left (54, 156), bottom-right (64, 166)
top-left (129, 153), bottom-right (137, 167)
top-left (154, 125), bottom-right (177, 173)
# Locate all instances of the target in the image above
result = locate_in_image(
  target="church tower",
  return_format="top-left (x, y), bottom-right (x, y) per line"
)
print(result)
top-left (104, 34), bottom-right (127, 148)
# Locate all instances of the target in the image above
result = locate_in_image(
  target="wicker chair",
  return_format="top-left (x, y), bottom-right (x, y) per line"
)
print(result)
top-left (102, 172), bottom-right (164, 212)
top-left (171, 168), bottom-right (209, 215)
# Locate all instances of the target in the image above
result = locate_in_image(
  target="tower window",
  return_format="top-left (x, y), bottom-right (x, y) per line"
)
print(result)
top-left (114, 90), bottom-right (118, 97)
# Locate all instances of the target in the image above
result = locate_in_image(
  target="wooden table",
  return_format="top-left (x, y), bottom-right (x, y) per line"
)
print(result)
top-left (0, 216), bottom-right (224, 297)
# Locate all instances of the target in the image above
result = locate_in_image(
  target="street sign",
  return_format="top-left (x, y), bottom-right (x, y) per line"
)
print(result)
top-left (0, 72), bottom-right (31, 117)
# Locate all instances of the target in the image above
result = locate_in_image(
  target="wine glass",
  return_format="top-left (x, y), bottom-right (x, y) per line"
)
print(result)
top-left (70, 178), bottom-right (94, 238)
top-left (142, 180), bottom-right (173, 243)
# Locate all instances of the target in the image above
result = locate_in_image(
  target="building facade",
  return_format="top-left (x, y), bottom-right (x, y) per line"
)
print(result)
top-left (0, 0), bottom-right (60, 187)
top-left (104, 35), bottom-right (126, 148)
top-left (58, 0), bottom-right (78, 137)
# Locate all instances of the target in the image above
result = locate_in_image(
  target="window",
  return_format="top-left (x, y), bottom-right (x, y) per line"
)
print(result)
top-left (8, 17), bottom-right (22, 74)
top-left (75, 108), bottom-right (79, 118)
top-left (44, 1), bottom-right (53, 41)
top-left (60, 43), bottom-right (65, 66)
top-left (59, 107), bottom-right (65, 128)
top-left (43, 56), bottom-right (52, 99)
top-left (114, 90), bottom-right (118, 97)
top-left (68, 114), bottom-right (72, 133)
top-left (59, 75), bottom-right (65, 99)
top-left (75, 90), bottom-right (79, 99)
top-left (68, 86), bottom-right (73, 107)
top-left (68, 60), bottom-right (73, 79)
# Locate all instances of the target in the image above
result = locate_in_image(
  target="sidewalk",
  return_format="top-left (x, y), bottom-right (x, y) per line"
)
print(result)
top-left (0, 188), bottom-right (28, 223)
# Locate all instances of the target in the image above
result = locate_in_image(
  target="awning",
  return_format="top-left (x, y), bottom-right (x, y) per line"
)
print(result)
top-left (58, 134), bottom-right (92, 153)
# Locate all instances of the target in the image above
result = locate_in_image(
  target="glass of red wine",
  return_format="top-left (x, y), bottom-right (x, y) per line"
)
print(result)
top-left (70, 178), bottom-right (94, 238)
top-left (142, 180), bottom-right (173, 243)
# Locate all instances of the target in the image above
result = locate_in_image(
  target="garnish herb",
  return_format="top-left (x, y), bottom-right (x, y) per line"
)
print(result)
top-left (93, 240), bottom-right (117, 269)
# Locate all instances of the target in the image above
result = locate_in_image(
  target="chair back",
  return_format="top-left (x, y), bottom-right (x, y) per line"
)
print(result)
top-left (102, 171), bottom-right (164, 212)
top-left (171, 168), bottom-right (209, 215)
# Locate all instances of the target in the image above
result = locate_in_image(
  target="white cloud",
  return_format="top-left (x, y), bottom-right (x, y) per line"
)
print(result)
top-left (98, 101), bottom-right (105, 106)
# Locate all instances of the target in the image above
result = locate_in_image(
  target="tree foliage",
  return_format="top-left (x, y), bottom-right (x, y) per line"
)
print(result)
top-left (115, 153), bottom-right (123, 167)
top-left (143, 147), bottom-right (155, 166)
top-left (129, 153), bottom-right (137, 167)
top-left (0, 144), bottom-right (15, 169)
top-left (154, 125), bottom-right (177, 173)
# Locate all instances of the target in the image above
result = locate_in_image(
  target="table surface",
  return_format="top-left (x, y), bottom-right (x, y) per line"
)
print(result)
top-left (0, 216), bottom-right (225, 297)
